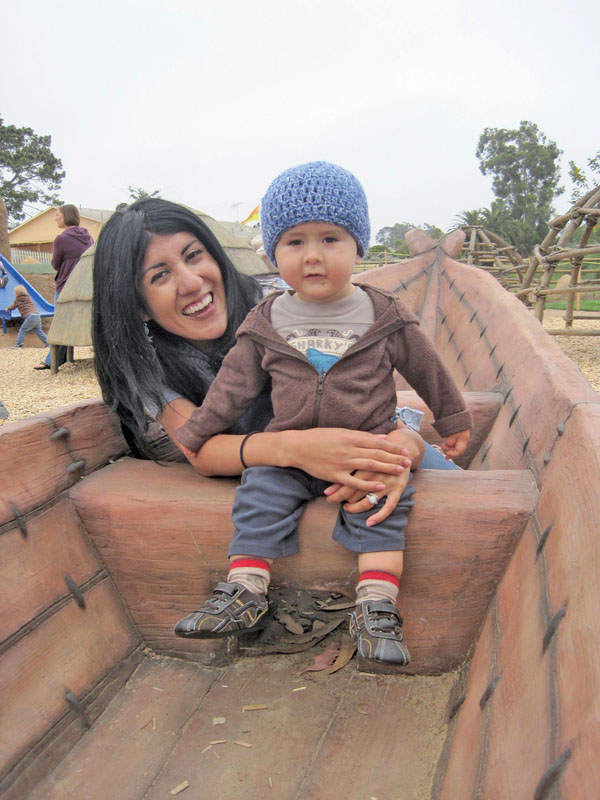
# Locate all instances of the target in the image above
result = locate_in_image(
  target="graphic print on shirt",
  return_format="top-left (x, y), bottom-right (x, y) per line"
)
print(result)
top-left (284, 328), bottom-right (360, 374)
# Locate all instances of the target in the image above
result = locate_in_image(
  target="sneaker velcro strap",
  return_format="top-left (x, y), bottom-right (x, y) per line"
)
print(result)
top-left (213, 581), bottom-right (239, 596)
top-left (366, 601), bottom-right (403, 624)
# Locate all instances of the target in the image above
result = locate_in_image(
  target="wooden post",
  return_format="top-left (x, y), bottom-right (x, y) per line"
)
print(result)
top-left (50, 345), bottom-right (59, 375)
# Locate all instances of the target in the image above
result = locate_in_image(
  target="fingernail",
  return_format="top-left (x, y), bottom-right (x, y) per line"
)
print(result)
top-left (375, 483), bottom-right (385, 489)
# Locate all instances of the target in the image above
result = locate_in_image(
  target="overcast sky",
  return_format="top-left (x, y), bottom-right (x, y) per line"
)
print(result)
top-left (3, 0), bottom-right (598, 240)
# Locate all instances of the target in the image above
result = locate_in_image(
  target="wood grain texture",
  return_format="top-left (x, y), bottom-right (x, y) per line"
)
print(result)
top-left (0, 499), bottom-right (102, 642)
top-left (0, 579), bottom-right (139, 779)
top-left (0, 399), bottom-right (126, 526)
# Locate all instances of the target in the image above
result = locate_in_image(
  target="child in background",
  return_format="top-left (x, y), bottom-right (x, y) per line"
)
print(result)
top-left (7, 286), bottom-right (48, 349)
top-left (174, 161), bottom-right (472, 670)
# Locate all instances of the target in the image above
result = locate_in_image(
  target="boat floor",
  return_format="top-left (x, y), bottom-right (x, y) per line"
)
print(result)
top-left (26, 651), bottom-right (456, 800)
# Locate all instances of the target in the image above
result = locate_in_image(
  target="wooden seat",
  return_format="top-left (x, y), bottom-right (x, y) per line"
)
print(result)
top-left (70, 457), bottom-right (537, 673)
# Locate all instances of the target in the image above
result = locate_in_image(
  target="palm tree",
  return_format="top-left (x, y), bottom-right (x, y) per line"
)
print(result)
top-left (453, 209), bottom-right (485, 227)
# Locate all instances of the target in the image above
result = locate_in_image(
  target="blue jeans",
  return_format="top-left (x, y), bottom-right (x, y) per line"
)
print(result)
top-left (421, 442), bottom-right (461, 470)
top-left (16, 313), bottom-right (47, 347)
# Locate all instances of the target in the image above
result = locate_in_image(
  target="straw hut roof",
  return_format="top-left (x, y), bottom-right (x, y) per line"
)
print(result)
top-left (48, 209), bottom-right (268, 348)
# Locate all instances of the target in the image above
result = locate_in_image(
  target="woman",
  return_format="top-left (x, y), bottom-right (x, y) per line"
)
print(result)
top-left (35, 204), bottom-right (94, 370)
top-left (92, 199), bottom-right (455, 517)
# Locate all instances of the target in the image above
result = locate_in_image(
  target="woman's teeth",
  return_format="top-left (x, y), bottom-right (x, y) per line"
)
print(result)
top-left (183, 294), bottom-right (212, 315)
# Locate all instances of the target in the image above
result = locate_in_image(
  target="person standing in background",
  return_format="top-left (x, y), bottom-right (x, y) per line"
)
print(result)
top-left (34, 204), bottom-right (93, 370)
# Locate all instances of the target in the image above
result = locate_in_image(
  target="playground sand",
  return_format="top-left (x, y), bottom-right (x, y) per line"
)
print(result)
top-left (1, 281), bottom-right (598, 426)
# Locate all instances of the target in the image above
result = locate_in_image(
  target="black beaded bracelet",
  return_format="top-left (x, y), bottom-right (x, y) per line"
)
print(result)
top-left (239, 432), bottom-right (258, 469)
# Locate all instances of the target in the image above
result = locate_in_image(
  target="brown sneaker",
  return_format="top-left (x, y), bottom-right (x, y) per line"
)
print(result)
top-left (174, 581), bottom-right (269, 639)
top-left (349, 600), bottom-right (411, 672)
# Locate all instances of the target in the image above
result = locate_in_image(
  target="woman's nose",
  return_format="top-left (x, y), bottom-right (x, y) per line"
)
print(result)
top-left (176, 264), bottom-right (205, 293)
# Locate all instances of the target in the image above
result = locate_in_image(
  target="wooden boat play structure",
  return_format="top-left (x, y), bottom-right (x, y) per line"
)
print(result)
top-left (1, 228), bottom-right (599, 799)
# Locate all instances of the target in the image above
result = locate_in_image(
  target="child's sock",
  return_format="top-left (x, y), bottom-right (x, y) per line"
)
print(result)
top-left (355, 571), bottom-right (399, 605)
top-left (227, 558), bottom-right (271, 596)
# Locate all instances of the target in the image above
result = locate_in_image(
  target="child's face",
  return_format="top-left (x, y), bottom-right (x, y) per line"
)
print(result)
top-left (274, 221), bottom-right (360, 304)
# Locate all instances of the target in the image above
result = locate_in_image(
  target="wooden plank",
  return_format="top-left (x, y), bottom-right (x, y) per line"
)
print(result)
top-left (296, 671), bottom-right (456, 799)
top-left (1, 650), bottom-right (144, 800)
top-left (70, 459), bottom-right (537, 672)
top-left (25, 658), bottom-right (218, 800)
top-left (437, 611), bottom-right (496, 799)
top-left (480, 523), bottom-right (551, 799)
top-left (0, 399), bottom-right (127, 526)
top-left (533, 404), bottom-right (600, 798)
top-left (143, 656), bottom-right (454, 800)
top-left (0, 579), bottom-right (139, 779)
top-left (22, 654), bottom-right (455, 800)
top-left (0, 499), bottom-right (102, 642)
top-left (144, 656), bottom-right (345, 799)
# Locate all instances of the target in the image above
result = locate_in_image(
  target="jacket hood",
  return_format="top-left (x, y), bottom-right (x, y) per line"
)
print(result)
top-left (63, 226), bottom-right (94, 247)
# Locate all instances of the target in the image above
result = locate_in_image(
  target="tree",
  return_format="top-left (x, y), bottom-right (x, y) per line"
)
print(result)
top-left (476, 120), bottom-right (563, 252)
top-left (128, 185), bottom-right (162, 201)
top-left (0, 116), bottom-right (65, 225)
top-left (568, 149), bottom-right (600, 201)
top-left (454, 209), bottom-right (485, 227)
top-left (375, 221), bottom-right (443, 254)
top-left (375, 222), bottom-right (414, 251)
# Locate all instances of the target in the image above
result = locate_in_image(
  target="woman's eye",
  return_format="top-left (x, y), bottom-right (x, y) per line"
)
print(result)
top-left (186, 248), bottom-right (204, 262)
top-left (150, 269), bottom-right (169, 284)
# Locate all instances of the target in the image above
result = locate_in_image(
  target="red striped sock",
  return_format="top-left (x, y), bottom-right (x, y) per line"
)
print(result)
top-left (356, 571), bottom-right (399, 604)
top-left (228, 558), bottom-right (271, 595)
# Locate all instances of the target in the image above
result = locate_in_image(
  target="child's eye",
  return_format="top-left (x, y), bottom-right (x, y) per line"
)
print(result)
top-left (323, 236), bottom-right (338, 243)
top-left (287, 238), bottom-right (303, 246)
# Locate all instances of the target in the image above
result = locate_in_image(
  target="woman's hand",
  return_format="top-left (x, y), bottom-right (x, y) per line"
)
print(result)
top-left (282, 428), bottom-right (414, 492)
top-left (322, 427), bottom-right (424, 525)
top-left (324, 460), bottom-right (413, 526)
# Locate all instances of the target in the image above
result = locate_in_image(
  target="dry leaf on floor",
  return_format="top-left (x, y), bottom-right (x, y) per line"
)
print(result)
top-left (299, 642), bottom-right (341, 674)
top-left (314, 599), bottom-right (355, 611)
top-left (326, 633), bottom-right (357, 674)
top-left (274, 610), bottom-right (305, 635)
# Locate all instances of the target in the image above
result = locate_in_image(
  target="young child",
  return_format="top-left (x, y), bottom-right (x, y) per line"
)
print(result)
top-left (7, 286), bottom-right (48, 348)
top-left (174, 161), bottom-right (472, 670)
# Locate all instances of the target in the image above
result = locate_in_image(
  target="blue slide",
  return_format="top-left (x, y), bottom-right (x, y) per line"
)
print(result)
top-left (0, 254), bottom-right (54, 333)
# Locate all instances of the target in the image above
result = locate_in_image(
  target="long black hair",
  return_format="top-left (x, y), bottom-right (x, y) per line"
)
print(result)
top-left (92, 198), bottom-right (263, 453)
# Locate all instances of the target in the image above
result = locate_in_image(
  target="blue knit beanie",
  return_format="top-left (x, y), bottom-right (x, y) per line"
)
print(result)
top-left (260, 161), bottom-right (370, 265)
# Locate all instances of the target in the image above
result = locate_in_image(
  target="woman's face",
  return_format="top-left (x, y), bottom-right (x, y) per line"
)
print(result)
top-left (55, 209), bottom-right (66, 229)
top-left (139, 231), bottom-right (228, 342)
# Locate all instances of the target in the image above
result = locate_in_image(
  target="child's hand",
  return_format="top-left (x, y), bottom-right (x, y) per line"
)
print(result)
top-left (324, 459), bottom-right (412, 527)
top-left (442, 429), bottom-right (470, 460)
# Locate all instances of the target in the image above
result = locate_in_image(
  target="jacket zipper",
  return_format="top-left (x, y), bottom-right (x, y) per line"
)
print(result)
top-left (247, 315), bottom-right (406, 426)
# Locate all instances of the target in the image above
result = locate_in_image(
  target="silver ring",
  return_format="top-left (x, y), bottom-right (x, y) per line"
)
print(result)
top-left (365, 492), bottom-right (378, 506)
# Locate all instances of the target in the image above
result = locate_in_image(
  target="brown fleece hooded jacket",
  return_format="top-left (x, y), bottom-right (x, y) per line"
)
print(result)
top-left (176, 285), bottom-right (472, 453)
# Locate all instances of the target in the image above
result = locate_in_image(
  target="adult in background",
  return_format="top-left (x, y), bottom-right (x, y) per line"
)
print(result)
top-left (34, 204), bottom-right (93, 370)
